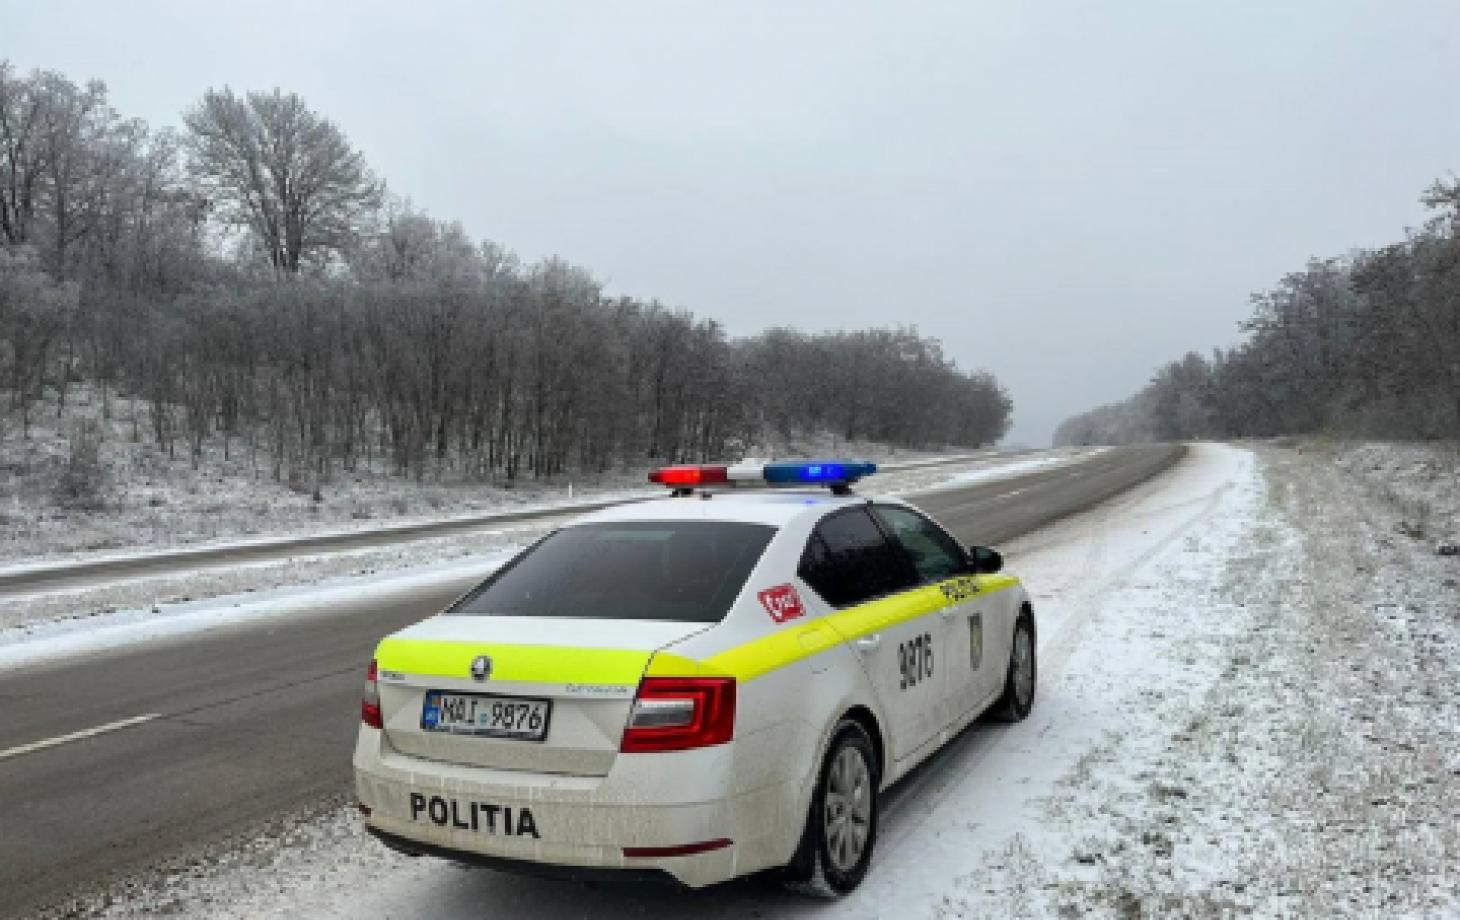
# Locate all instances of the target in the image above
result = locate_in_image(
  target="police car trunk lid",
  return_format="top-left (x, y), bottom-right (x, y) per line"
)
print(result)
top-left (373, 616), bottom-right (708, 776)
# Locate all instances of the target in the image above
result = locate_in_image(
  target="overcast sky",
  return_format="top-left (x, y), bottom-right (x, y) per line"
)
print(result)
top-left (8, 1), bottom-right (1460, 444)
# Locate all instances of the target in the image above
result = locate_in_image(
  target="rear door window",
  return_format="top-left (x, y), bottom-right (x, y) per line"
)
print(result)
top-left (798, 507), bottom-right (918, 608)
top-left (448, 521), bottom-right (775, 622)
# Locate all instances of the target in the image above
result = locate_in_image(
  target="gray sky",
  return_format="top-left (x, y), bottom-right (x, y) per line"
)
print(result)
top-left (8, 1), bottom-right (1460, 444)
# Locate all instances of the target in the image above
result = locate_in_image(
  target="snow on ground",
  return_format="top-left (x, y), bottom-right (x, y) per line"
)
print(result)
top-left (0, 384), bottom-right (990, 567)
top-left (1329, 440), bottom-right (1460, 549)
top-left (0, 518), bottom-right (551, 642)
top-left (0, 389), bottom-right (646, 564)
top-left (0, 451), bottom-right (1074, 643)
top-left (922, 449), bottom-right (1099, 489)
top-left (0, 487), bottom-right (649, 580)
top-left (50, 440), bottom-right (1460, 918)
top-left (0, 553), bottom-right (514, 672)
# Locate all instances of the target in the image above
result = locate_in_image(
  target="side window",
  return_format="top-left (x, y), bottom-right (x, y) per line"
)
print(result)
top-left (798, 508), bottom-right (917, 608)
top-left (873, 505), bottom-right (966, 584)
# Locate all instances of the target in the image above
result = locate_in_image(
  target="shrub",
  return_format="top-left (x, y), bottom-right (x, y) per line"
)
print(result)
top-left (52, 420), bottom-right (111, 511)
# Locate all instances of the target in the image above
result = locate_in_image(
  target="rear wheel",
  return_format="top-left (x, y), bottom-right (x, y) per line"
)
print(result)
top-left (991, 612), bottom-right (1037, 722)
top-left (783, 719), bottom-right (880, 896)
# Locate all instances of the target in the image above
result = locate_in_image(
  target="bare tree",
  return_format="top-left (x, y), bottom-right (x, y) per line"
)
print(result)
top-left (352, 198), bottom-right (484, 285)
top-left (0, 246), bottom-right (76, 437)
top-left (0, 64), bottom-right (51, 246)
top-left (34, 71), bottom-right (113, 280)
top-left (183, 88), bottom-right (382, 273)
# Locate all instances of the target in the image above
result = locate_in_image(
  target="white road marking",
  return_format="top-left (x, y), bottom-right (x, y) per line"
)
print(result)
top-left (0, 713), bottom-right (161, 762)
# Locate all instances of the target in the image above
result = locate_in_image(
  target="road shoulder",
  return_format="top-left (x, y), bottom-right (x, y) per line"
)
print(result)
top-left (943, 442), bottom-right (1460, 917)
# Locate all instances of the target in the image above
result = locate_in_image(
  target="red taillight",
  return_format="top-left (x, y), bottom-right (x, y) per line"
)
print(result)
top-left (362, 658), bottom-right (383, 729)
top-left (620, 677), bottom-right (735, 753)
top-left (648, 465), bottom-right (729, 487)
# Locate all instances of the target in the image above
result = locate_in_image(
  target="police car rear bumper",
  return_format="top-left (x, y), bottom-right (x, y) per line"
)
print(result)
top-left (354, 728), bottom-right (793, 888)
top-left (366, 825), bottom-right (681, 886)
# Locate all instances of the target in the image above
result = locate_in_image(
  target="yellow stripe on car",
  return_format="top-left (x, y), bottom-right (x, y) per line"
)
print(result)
top-left (823, 586), bottom-right (946, 643)
top-left (379, 577), bottom-right (1021, 686)
top-left (698, 576), bottom-right (1019, 681)
top-left (973, 573), bottom-right (1020, 594)
top-left (704, 622), bottom-right (828, 682)
top-left (643, 652), bottom-right (733, 678)
top-left (375, 638), bottom-right (652, 685)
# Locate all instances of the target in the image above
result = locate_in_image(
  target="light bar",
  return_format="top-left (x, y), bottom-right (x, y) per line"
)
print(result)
top-left (647, 459), bottom-right (877, 491)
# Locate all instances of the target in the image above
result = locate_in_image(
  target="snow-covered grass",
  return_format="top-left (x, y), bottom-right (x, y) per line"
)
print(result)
top-left (1327, 440), bottom-right (1460, 550)
top-left (59, 441), bottom-right (1460, 919)
top-left (0, 386), bottom-right (648, 564)
top-left (0, 385), bottom-right (986, 567)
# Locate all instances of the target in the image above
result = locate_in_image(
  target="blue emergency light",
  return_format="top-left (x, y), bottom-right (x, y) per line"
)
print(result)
top-left (648, 459), bottom-right (877, 493)
top-left (762, 460), bottom-right (877, 485)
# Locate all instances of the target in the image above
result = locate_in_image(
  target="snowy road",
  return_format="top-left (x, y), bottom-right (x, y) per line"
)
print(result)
top-left (1, 445), bottom-right (1182, 917)
top-left (56, 441), bottom-right (1454, 919)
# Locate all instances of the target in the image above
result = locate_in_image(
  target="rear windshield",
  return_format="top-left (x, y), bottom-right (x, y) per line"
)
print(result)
top-left (447, 521), bottom-right (776, 623)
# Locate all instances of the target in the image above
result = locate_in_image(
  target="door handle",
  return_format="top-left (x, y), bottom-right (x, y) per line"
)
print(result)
top-left (853, 634), bottom-right (882, 654)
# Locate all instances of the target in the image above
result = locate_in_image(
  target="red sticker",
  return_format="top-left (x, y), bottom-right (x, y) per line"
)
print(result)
top-left (758, 584), bottom-right (805, 624)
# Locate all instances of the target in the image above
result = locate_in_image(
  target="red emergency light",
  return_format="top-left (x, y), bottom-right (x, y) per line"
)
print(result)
top-left (647, 465), bottom-right (729, 487)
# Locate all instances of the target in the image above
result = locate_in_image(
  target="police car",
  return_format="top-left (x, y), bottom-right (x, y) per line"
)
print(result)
top-left (354, 460), bottom-right (1036, 894)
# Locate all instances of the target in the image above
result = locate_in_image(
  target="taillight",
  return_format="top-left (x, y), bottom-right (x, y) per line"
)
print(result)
top-left (620, 677), bottom-right (735, 753)
top-left (362, 658), bottom-right (383, 729)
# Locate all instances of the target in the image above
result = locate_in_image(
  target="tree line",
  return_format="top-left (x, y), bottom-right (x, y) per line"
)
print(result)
top-left (1055, 180), bottom-right (1460, 446)
top-left (0, 61), bottom-right (1011, 487)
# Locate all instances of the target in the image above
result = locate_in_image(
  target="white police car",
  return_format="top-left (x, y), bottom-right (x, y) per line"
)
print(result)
top-left (354, 460), bottom-right (1036, 894)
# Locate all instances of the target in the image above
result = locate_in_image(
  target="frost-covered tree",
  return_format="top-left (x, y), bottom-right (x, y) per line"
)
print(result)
top-left (0, 246), bottom-right (77, 436)
top-left (351, 198), bottom-right (484, 285)
top-left (184, 88), bottom-right (382, 273)
top-left (0, 64), bottom-right (49, 247)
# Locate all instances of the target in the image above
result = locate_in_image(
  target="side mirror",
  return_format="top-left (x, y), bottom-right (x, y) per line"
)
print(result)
top-left (967, 545), bottom-right (1003, 574)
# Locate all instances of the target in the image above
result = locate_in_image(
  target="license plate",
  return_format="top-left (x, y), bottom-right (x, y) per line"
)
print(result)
top-left (421, 690), bottom-right (552, 741)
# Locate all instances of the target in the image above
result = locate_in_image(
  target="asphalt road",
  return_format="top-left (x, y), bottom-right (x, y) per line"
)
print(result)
top-left (0, 443), bottom-right (1183, 917)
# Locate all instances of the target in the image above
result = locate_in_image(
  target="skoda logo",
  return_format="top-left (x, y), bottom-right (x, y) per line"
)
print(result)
top-left (470, 655), bottom-right (492, 682)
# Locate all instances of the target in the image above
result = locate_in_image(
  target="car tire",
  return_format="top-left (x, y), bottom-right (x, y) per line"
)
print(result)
top-left (991, 611), bottom-right (1036, 722)
top-left (782, 718), bottom-right (880, 897)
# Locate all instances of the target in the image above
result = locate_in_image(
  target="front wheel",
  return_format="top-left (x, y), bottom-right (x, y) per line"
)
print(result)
top-left (991, 612), bottom-right (1037, 722)
top-left (783, 719), bottom-right (880, 896)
